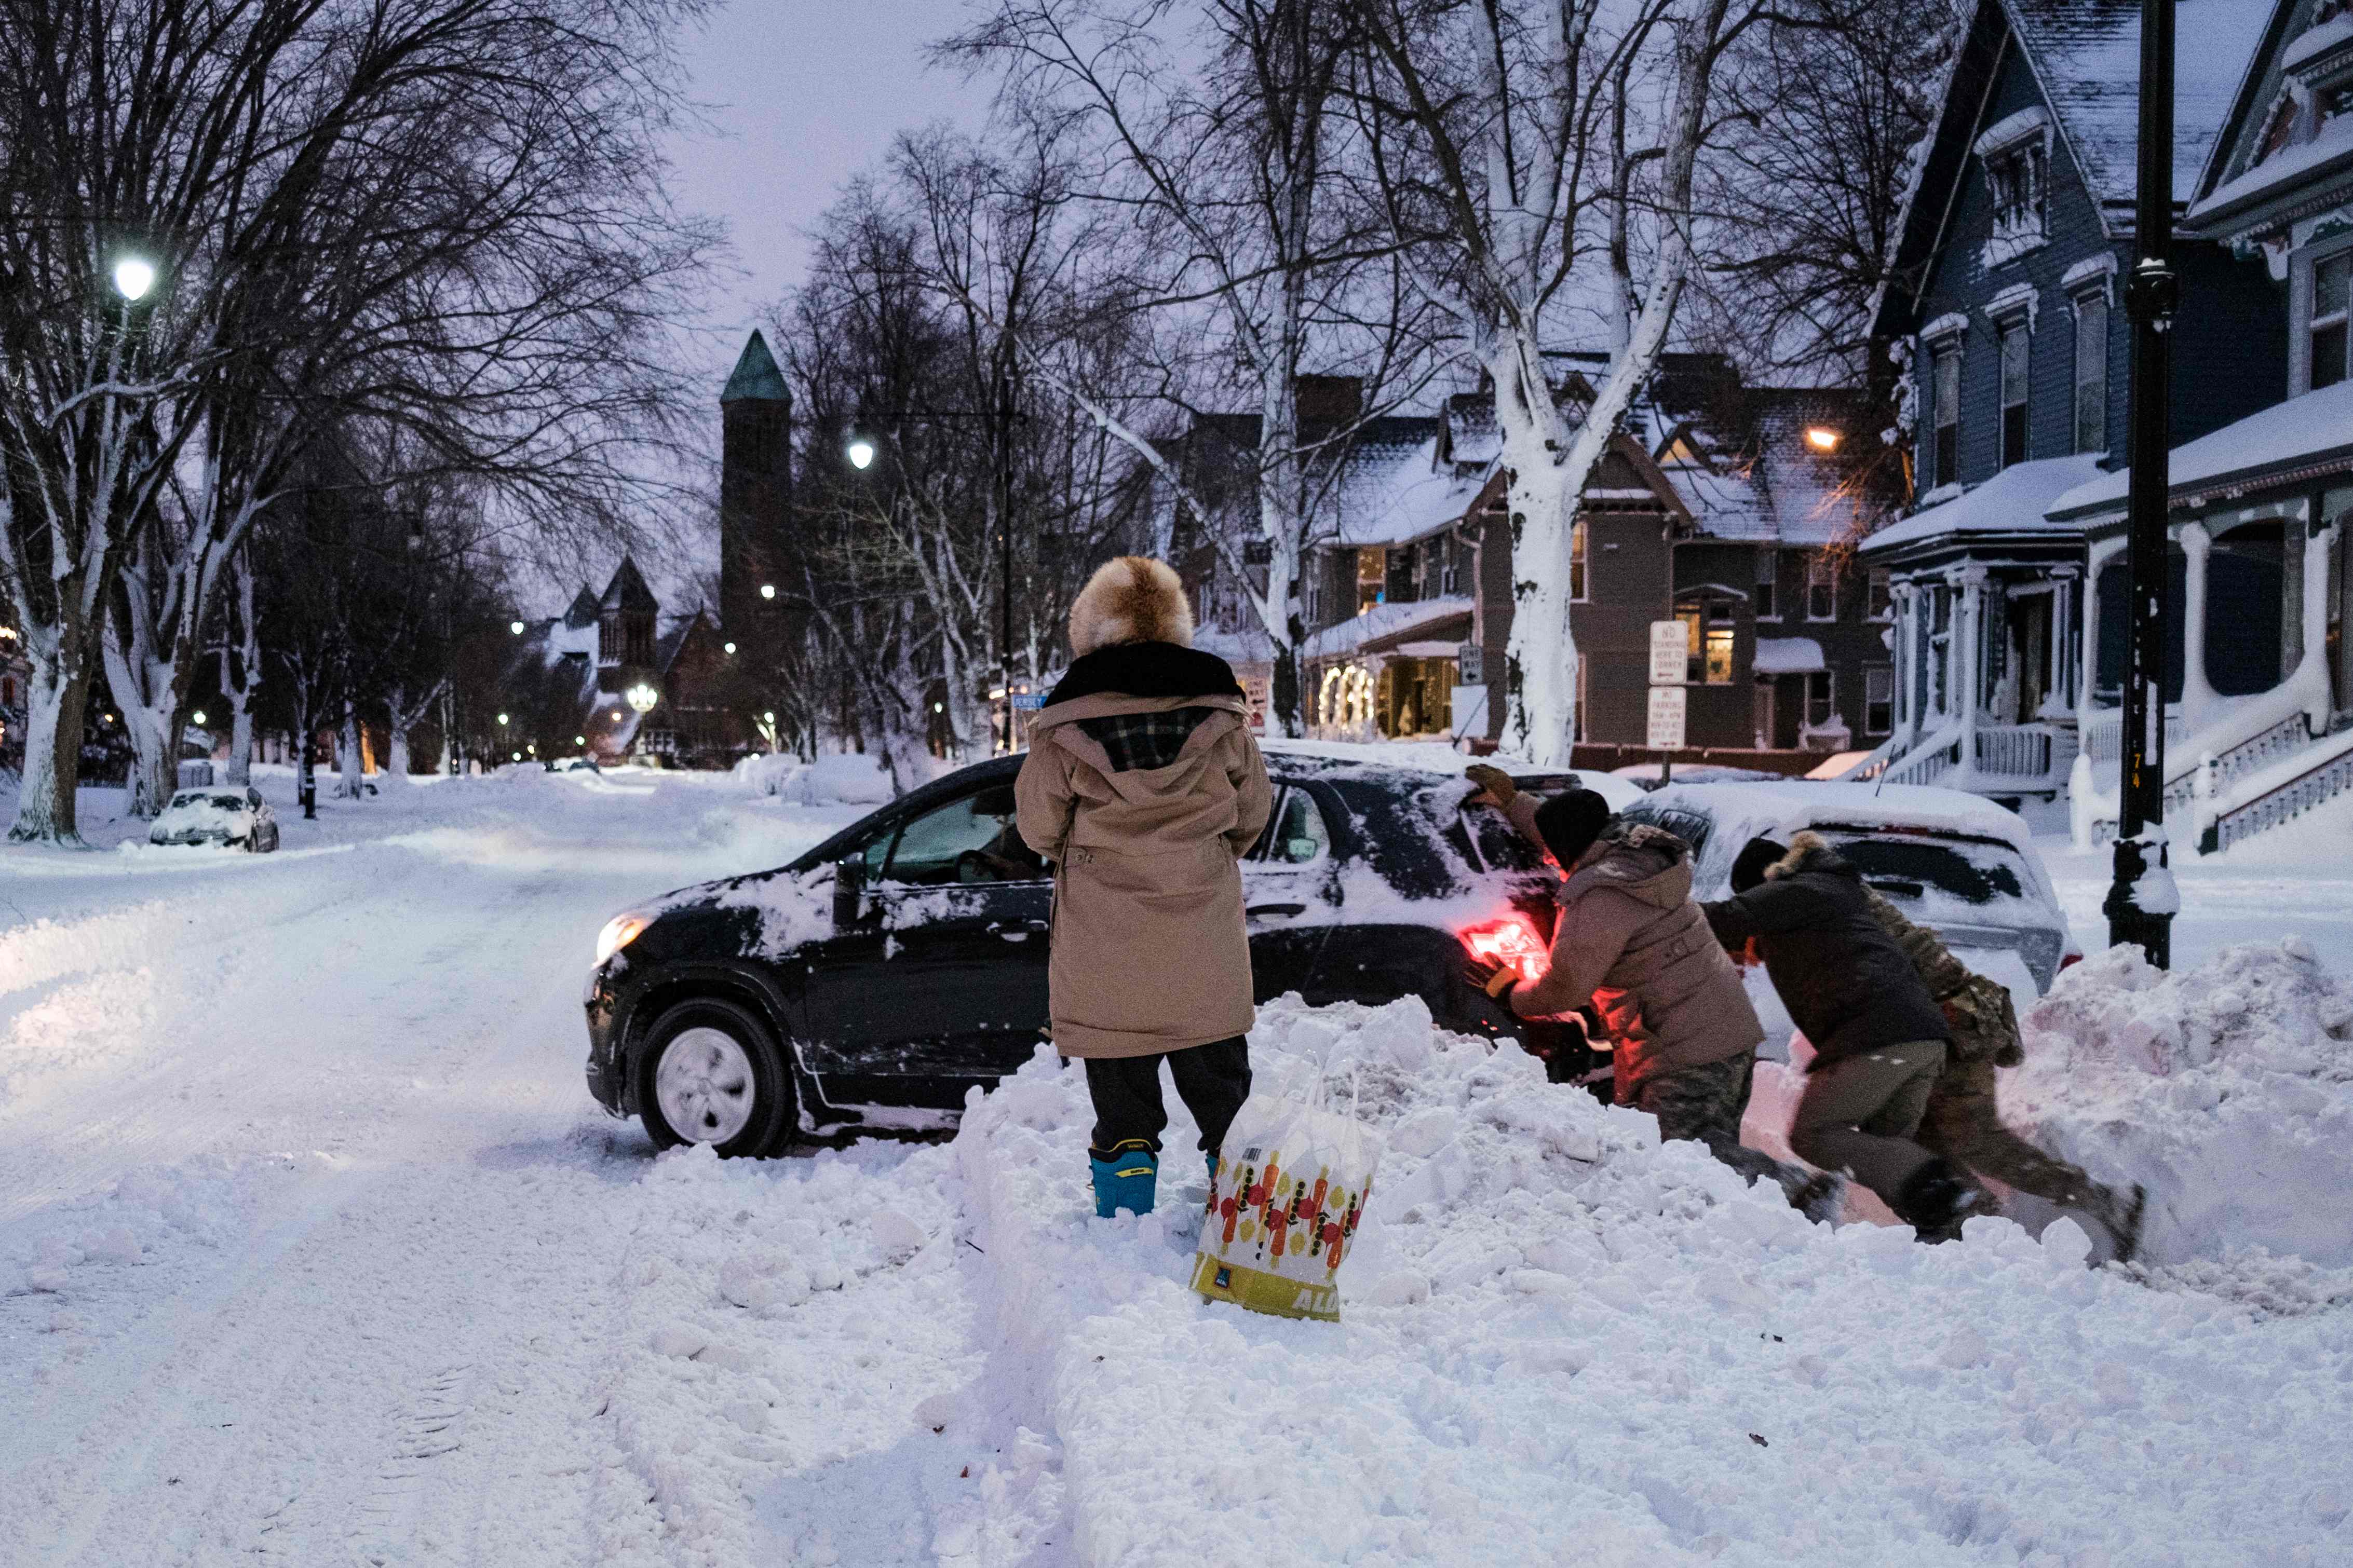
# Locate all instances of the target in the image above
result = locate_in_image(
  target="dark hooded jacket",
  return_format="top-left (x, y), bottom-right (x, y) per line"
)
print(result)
top-left (1700, 831), bottom-right (1951, 1069)
top-left (1502, 799), bottom-right (1763, 1090)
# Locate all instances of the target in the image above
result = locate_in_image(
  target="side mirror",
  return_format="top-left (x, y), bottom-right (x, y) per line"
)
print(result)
top-left (832, 855), bottom-right (868, 928)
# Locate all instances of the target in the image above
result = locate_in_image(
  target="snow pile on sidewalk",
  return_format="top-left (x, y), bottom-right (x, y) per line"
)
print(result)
top-left (957, 997), bottom-right (2353, 1567)
top-left (734, 751), bottom-right (899, 806)
top-left (2009, 938), bottom-right (2353, 1267)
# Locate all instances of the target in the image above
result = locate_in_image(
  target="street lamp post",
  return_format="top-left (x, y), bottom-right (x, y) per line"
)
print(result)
top-left (2104, 0), bottom-right (2178, 967)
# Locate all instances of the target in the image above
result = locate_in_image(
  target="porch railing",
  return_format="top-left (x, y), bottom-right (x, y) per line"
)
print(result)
top-left (2080, 707), bottom-right (2186, 766)
top-left (1972, 725), bottom-right (2052, 778)
top-left (2208, 730), bottom-right (2353, 853)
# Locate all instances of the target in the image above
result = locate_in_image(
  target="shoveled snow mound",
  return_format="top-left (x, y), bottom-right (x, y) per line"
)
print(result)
top-left (735, 751), bottom-right (899, 806)
top-left (957, 996), bottom-right (2353, 1567)
top-left (2010, 939), bottom-right (2353, 1267)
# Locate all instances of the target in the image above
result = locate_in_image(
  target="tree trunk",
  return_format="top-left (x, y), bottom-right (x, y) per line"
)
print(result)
top-left (227, 703), bottom-right (254, 786)
top-left (387, 726), bottom-right (412, 783)
top-left (6, 657), bottom-right (93, 845)
top-left (339, 701), bottom-right (364, 799)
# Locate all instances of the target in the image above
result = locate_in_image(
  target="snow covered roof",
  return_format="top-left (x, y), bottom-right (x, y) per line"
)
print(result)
top-left (1331, 434), bottom-right (1487, 548)
top-left (2187, 108), bottom-right (2353, 233)
top-left (1753, 637), bottom-right (1827, 675)
top-left (1192, 618), bottom-right (1274, 668)
top-left (2048, 380), bottom-right (2353, 519)
top-left (2007, 0), bottom-right (2271, 210)
top-left (1675, 468), bottom-right (1773, 540)
top-left (1860, 453), bottom-right (2108, 556)
top-left (1301, 597), bottom-right (1475, 661)
top-left (1645, 779), bottom-right (2039, 851)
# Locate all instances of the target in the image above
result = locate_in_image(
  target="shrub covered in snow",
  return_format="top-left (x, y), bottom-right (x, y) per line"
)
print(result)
top-left (2011, 937), bottom-right (2353, 1266)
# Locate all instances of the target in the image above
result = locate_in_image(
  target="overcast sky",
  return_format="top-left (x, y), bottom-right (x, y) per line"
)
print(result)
top-left (667, 0), bottom-right (993, 383)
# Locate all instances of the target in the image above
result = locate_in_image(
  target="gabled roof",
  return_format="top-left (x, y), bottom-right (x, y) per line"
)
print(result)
top-left (1875, 0), bottom-right (2270, 337)
top-left (1858, 452), bottom-right (2106, 555)
top-left (721, 330), bottom-right (790, 405)
top-left (563, 585), bottom-right (601, 630)
top-left (2186, 0), bottom-right (2353, 235)
top-left (600, 555), bottom-right (659, 616)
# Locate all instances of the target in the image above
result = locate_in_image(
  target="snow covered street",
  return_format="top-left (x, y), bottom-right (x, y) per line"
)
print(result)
top-left (4, 769), bottom-right (2350, 1566)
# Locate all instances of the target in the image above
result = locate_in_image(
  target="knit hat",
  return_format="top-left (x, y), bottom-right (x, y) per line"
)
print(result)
top-left (1730, 836), bottom-right (1787, 895)
top-left (1532, 789), bottom-right (1612, 867)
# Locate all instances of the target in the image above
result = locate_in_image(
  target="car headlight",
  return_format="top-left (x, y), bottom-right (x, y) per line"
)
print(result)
top-left (596, 912), bottom-right (651, 966)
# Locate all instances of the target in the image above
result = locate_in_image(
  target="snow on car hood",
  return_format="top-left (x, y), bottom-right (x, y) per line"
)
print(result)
top-left (150, 794), bottom-right (253, 841)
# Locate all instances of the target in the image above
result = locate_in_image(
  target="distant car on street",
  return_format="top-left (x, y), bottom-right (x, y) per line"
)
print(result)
top-left (1615, 781), bottom-right (2081, 1053)
top-left (148, 786), bottom-right (280, 852)
top-left (548, 756), bottom-right (602, 774)
top-left (582, 749), bottom-right (1608, 1155)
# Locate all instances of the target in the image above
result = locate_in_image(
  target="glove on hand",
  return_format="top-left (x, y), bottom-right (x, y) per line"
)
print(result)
top-left (1465, 763), bottom-right (1518, 809)
top-left (1464, 959), bottom-right (1520, 1001)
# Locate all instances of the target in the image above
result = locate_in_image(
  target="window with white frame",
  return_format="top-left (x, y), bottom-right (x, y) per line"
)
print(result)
top-left (1867, 567), bottom-right (1892, 621)
top-left (1569, 519), bottom-right (1588, 602)
top-left (1864, 666), bottom-right (1893, 735)
top-left (1806, 552), bottom-right (1837, 622)
top-left (1676, 594), bottom-right (1737, 685)
top-left (1930, 344), bottom-right (1960, 487)
top-left (1987, 143), bottom-right (2046, 244)
top-left (2313, 250), bottom-right (2350, 393)
top-left (1806, 671), bottom-right (1836, 728)
top-left (2073, 290), bottom-right (2108, 453)
top-left (1754, 550), bottom-right (1779, 620)
top-left (1998, 319), bottom-right (2030, 469)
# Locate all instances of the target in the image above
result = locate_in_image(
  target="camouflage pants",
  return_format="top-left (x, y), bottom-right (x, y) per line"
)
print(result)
top-left (1621, 1053), bottom-right (1812, 1203)
top-left (1916, 1056), bottom-right (2097, 1208)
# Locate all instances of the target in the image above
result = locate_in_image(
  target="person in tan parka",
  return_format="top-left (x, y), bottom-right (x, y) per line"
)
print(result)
top-left (1464, 768), bottom-right (1833, 1218)
top-left (1015, 557), bottom-right (1274, 1218)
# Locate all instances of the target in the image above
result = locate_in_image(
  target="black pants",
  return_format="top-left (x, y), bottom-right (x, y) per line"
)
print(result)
top-left (1083, 1036), bottom-right (1252, 1158)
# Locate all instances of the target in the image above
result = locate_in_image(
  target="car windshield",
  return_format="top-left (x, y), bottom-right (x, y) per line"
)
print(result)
top-left (1816, 830), bottom-right (2035, 920)
top-left (211, 794), bottom-right (246, 810)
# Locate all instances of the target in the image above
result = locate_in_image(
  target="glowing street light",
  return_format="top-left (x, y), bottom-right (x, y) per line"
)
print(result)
top-left (762, 711), bottom-right (775, 724)
top-left (574, 734), bottom-right (585, 745)
top-left (496, 712), bottom-right (509, 726)
top-left (722, 641), bottom-right (736, 655)
top-left (509, 620), bottom-right (525, 635)
top-left (759, 583), bottom-right (776, 600)
top-left (113, 257), bottom-right (156, 301)
top-left (845, 436), bottom-right (876, 470)
top-left (625, 682), bottom-right (659, 715)
top-left (1804, 427), bottom-right (1841, 452)
top-left (191, 710), bottom-right (207, 725)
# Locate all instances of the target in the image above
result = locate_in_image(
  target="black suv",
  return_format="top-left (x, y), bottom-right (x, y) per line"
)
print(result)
top-left (583, 752), bottom-right (1595, 1155)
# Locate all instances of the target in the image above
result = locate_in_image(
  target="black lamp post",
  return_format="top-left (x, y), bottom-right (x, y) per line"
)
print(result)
top-left (2103, 0), bottom-right (2178, 967)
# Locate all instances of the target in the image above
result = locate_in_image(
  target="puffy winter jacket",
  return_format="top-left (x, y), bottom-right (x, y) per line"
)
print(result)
top-left (1699, 832), bottom-right (1951, 1070)
top-left (1503, 800), bottom-right (1763, 1093)
top-left (1863, 890), bottom-right (2024, 1067)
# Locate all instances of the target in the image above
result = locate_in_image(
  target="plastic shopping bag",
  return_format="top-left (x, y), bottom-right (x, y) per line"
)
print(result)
top-left (1189, 1070), bottom-right (1382, 1322)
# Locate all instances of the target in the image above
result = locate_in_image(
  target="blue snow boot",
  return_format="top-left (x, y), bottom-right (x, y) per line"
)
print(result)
top-left (1090, 1140), bottom-right (1158, 1218)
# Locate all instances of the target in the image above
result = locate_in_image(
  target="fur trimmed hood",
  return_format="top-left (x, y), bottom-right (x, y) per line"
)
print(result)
top-left (1069, 556), bottom-right (1193, 657)
top-left (1763, 829), bottom-right (1853, 882)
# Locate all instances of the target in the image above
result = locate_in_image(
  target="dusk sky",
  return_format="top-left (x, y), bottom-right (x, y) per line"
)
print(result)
top-left (667, 0), bottom-right (993, 380)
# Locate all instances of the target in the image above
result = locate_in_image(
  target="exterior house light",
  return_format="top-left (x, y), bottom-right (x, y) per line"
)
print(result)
top-left (113, 257), bottom-right (156, 301)
top-left (1804, 427), bottom-right (1841, 452)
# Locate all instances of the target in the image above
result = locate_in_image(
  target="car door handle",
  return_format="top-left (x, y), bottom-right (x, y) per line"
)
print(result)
top-left (991, 920), bottom-right (1050, 942)
top-left (1247, 903), bottom-right (1307, 919)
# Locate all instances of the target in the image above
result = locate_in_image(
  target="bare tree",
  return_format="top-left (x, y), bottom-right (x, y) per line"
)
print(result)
top-left (0, 0), bottom-right (711, 840)
top-left (1344, 0), bottom-right (1784, 766)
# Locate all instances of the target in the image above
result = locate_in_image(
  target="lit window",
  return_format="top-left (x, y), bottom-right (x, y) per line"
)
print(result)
top-left (1677, 596), bottom-right (1736, 685)
top-left (1999, 320), bottom-right (2030, 470)
top-left (1356, 547), bottom-right (1386, 614)
top-left (1570, 520), bottom-right (1588, 602)
top-left (1807, 553), bottom-right (1838, 622)
top-left (2313, 252), bottom-right (2350, 393)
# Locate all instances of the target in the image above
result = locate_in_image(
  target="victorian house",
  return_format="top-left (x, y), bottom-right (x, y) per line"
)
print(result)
top-left (1857, 0), bottom-right (2279, 805)
top-left (2048, 0), bottom-right (2353, 852)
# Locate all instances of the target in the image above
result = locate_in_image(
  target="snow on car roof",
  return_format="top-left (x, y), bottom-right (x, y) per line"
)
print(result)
top-left (1261, 740), bottom-right (1645, 809)
top-left (1641, 780), bottom-right (2037, 851)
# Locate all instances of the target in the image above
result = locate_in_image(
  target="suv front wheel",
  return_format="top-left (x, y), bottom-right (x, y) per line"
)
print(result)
top-left (636, 997), bottom-right (797, 1157)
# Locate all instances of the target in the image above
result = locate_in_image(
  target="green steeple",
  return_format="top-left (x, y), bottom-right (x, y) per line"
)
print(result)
top-left (720, 330), bottom-right (790, 404)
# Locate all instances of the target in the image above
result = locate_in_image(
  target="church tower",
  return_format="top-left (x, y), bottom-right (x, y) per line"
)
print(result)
top-left (719, 330), bottom-right (793, 666)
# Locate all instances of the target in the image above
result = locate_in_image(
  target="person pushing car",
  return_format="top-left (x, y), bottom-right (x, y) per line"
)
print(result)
top-left (1016, 557), bottom-right (1274, 1219)
top-left (1463, 767), bottom-right (1831, 1218)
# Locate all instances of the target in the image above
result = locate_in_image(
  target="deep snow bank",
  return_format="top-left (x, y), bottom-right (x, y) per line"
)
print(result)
top-left (2010, 939), bottom-right (2353, 1267)
top-left (956, 997), bottom-right (2353, 1567)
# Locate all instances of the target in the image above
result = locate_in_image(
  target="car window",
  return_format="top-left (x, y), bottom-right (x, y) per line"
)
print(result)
top-left (882, 784), bottom-right (1044, 886)
top-left (1254, 787), bottom-right (1331, 865)
top-left (170, 790), bottom-right (202, 808)
top-left (1827, 833), bottom-right (2025, 907)
top-left (211, 794), bottom-right (246, 810)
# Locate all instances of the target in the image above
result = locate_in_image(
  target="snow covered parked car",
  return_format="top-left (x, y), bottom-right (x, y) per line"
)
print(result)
top-left (1616, 781), bottom-right (2079, 1053)
top-left (583, 750), bottom-right (1610, 1155)
top-left (148, 785), bottom-right (280, 852)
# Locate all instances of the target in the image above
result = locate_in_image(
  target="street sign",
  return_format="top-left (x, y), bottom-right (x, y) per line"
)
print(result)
top-left (1010, 692), bottom-right (1047, 712)
top-left (1646, 685), bottom-right (1687, 751)
top-left (1647, 619), bottom-right (1686, 686)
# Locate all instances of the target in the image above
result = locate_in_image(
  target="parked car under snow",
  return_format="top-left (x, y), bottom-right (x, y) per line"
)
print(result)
top-left (1615, 781), bottom-right (2080, 1056)
top-left (148, 785), bottom-right (280, 852)
top-left (581, 749), bottom-right (1613, 1155)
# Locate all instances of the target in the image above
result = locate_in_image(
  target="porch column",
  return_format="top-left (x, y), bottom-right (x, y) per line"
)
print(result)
top-left (2303, 518), bottom-right (2339, 727)
top-left (2080, 536), bottom-right (2128, 732)
top-left (2178, 521), bottom-right (2217, 731)
top-left (1891, 581), bottom-right (1919, 740)
top-left (1951, 565), bottom-right (1987, 747)
top-left (2051, 568), bottom-right (2080, 713)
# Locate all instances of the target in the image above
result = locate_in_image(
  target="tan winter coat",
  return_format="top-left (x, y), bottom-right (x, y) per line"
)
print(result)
top-left (1502, 798), bottom-right (1762, 1093)
top-left (1014, 691), bottom-right (1274, 1059)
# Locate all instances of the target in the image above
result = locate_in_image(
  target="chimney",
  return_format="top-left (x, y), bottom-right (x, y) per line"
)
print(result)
top-left (1295, 374), bottom-right (1363, 435)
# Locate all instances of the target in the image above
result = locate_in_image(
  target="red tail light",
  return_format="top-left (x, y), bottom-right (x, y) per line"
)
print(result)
top-left (2059, 951), bottom-right (2084, 972)
top-left (1462, 915), bottom-right (1550, 985)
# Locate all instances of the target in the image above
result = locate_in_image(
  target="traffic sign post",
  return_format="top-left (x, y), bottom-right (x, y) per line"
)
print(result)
top-left (1647, 620), bottom-right (1686, 785)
